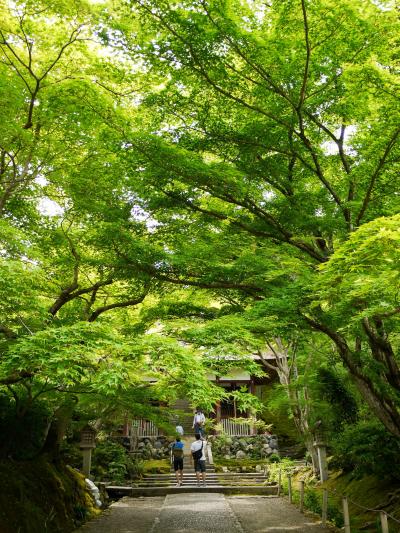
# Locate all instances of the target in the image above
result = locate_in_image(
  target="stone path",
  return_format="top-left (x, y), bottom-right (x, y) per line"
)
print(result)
top-left (76, 494), bottom-right (333, 533)
top-left (228, 495), bottom-right (333, 532)
top-left (151, 493), bottom-right (242, 532)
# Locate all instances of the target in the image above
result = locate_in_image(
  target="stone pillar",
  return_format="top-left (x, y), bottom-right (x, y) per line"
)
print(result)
top-left (82, 448), bottom-right (92, 477)
top-left (207, 442), bottom-right (214, 465)
top-left (314, 440), bottom-right (328, 482)
top-left (249, 379), bottom-right (256, 434)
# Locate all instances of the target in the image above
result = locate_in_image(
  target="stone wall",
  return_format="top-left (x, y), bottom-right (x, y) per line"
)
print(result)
top-left (134, 436), bottom-right (173, 460)
top-left (208, 434), bottom-right (278, 460)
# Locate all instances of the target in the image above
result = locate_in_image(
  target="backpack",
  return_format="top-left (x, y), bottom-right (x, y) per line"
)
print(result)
top-left (192, 441), bottom-right (204, 461)
top-left (172, 444), bottom-right (183, 458)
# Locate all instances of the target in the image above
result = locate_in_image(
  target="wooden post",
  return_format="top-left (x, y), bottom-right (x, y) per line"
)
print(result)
top-left (380, 512), bottom-right (389, 533)
top-left (216, 401), bottom-right (221, 424)
top-left (342, 497), bottom-right (351, 533)
top-left (288, 474), bottom-right (292, 504)
top-left (299, 480), bottom-right (305, 513)
top-left (277, 467), bottom-right (282, 497)
top-left (322, 488), bottom-right (328, 525)
top-left (122, 414), bottom-right (130, 437)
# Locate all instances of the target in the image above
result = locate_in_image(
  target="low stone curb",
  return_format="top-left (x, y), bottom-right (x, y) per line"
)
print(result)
top-left (106, 485), bottom-right (278, 497)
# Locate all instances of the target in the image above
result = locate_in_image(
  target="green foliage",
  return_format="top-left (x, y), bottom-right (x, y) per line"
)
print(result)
top-left (331, 420), bottom-right (400, 480)
top-left (316, 214), bottom-right (400, 331)
top-left (0, 4), bottom-right (399, 528)
top-left (303, 489), bottom-right (344, 529)
top-left (313, 367), bottom-right (359, 432)
top-left (0, 394), bottom-right (51, 459)
top-left (91, 441), bottom-right (141, 483)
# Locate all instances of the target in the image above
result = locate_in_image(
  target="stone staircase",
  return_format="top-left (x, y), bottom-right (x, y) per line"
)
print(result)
top-left (106, 468), bottom-right (278, 497)
top-left (172, 399), bottom-right (194, 436)
top-left (105, 399), bottom-right (279, 498)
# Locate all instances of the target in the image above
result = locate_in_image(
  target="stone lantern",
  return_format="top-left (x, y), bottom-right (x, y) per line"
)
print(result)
top-left (80, 425), bottom-right (96, 477)
top-left (313, 421), bottom-right (328, 482)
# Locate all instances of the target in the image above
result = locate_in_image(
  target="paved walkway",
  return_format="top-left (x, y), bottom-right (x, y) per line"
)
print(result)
top-left (76, 494), bottom-right (333, 533)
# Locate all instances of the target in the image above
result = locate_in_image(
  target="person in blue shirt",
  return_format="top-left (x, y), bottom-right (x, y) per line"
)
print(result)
top-left (171, 436), bottom-right (184, 486)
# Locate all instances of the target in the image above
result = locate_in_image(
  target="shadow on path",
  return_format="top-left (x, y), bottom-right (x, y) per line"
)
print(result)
top-left (75, 493), bottom-right (334, 533)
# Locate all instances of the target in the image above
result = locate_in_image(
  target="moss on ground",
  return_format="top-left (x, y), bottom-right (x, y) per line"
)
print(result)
top-left (274, 466), bottom-right (400, 532)
top-left (142, 459), bottom-right (171, 474)
top-left (322, 471), bottom-right (400, 532)
top-left (0, 456), bottom-right (100, 533)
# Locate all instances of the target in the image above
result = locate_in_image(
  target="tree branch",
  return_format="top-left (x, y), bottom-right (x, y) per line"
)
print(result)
top-left (88, 292), bottom-right (148, 322)
top-left (356, 127), bottom-right (400, 226)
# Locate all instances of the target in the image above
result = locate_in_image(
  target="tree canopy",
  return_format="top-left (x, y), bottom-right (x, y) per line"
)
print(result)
top-left (0, 0), bottom-right (399, 463)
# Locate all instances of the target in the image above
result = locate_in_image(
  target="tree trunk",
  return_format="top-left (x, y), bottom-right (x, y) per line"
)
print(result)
top-left (305, 317), bottom-right (400, 438)
top-left (259, 338), bottom-right (319, 473)
top-left (39, 398), bottom-right (78, 459)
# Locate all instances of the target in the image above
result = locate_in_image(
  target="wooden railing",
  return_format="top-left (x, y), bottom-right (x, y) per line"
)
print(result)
top-left (221, 418), bottom-right (252, 436)
top-left (132, 419), bottom-right (161, 437)
top-left (132, 417), bottom-right (254, 437)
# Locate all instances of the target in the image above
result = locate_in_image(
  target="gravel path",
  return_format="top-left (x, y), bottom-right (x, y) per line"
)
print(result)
top-left (75, 493), bottom-right (333, 533)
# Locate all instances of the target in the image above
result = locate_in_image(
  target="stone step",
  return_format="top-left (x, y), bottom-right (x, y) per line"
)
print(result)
top-left (143, 473), bottom-right (265, 478)
top-left (143, 477), bottom-right (266, 481)
top-left (132, 479), bottom-right (272, 488)
top-left (139, 478), bottom-right (269, 482)
top-left (106, 485), bottom-right (278, 498)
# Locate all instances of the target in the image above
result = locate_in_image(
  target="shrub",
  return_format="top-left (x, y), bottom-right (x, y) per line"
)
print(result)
top-left (91, 441), bottom-right (142, 483)
top-left (268, 453), bottom-right (281, 463)
top-left (331, 420), bottom-right (400, 480)
top-left (0, 394), bottom-right (51, 459)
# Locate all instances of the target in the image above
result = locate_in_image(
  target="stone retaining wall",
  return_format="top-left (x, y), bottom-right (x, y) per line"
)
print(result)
top-left (208, 434), bottom-right (278, 460)
top-left (134, 436), bottom-right (174, 460)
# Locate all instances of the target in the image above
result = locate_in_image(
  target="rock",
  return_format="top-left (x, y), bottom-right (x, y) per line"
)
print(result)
top-left (241, 466), bottom-right (247, 472)
top-left (224, 454), bottom-right (231, 460)
top-left (269, 437), bottom-right (278, 448)
top-left (154, 440), bottom-right (163, 449)
top-left (222, 466), bottom-right (229, 473)
top-left (236, 450), bottom-right (246, 459)
top-left (255, 465), bottom-right (262, 472)
top-left (86, 479), bottom-right (102, 508)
